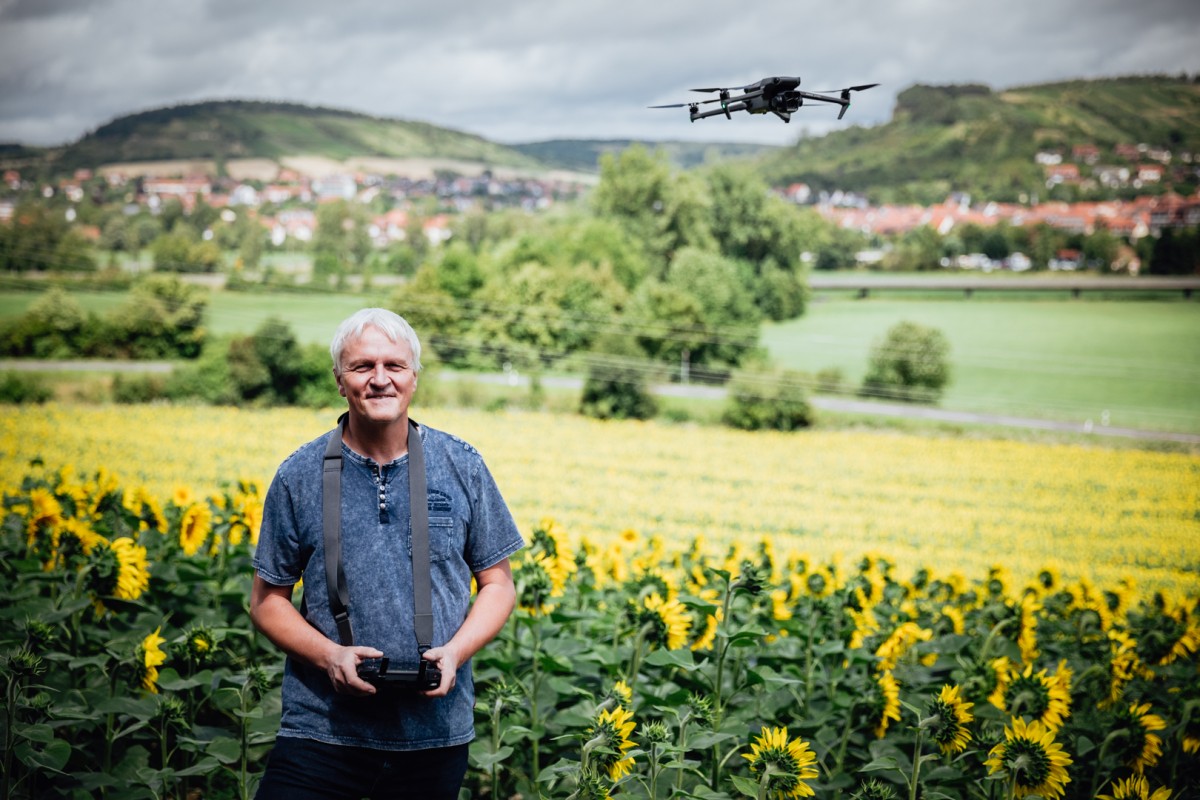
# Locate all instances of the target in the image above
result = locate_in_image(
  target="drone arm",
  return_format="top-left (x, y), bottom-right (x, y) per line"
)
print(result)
top-left (691, 101), bottom-right (750, 121)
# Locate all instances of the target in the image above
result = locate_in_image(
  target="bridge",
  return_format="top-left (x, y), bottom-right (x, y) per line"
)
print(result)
top-left (807, 275), bottom-right (1200, 299)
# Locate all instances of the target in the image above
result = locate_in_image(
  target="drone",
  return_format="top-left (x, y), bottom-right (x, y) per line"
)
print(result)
top-left (650, 76), bottom-right (879, 123)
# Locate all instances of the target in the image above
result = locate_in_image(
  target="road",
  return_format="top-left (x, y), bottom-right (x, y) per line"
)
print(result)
top-left (6, 359), bottom-right (1198, 445)
top-left (451, 371), bottom-right (1200, 445)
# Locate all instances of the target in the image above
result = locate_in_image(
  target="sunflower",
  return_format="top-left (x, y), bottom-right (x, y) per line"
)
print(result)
top-left (940, 604), bottom-right (965, 635)
top-left (1002, 663), bottom-right (1071, 731)
top-left (803, 565), bottom-right (836, 598)
top-left (875, 622), bottom-right (932, 671)
top-left (1016, 595), bottom-right (1040, 664)
top-left (1110, 702), bottom-right (1166, 774)
top-left (742, 726), bottom-right (819, 799)
top-left (531, 516), bottom-right (576, 591)
top-left (1184, 711), bottom-right (1200, 755)
top-left (851, 779), bottom-right (899, 800)
top-left (771, 588), bottom-right (793, 622)
top-left (984, 717), bottom-right (1072, 799)
top-left (925, 684), bottom-right (974, 755)
top-left (1101, 630), bottom-right (1142, 709)
top-left (185, 626), bottom-right (217, 664)
top-left (25, 487), bottom-right (63, 547)
top-left (86, 536), bottom-right (150, 606)
top-left (135, 627), bottom-right (168, 693)
top-left (110, 537), bottom-right (150, 600)
top-left (848, 607), bottom-right (879, 651)
top-left (226, 487), bottom-right (263, 547)
top-left (869, 670), bottom-right (902, 739)
top-left (1034, 566), bottom-right (1061, 594)
top-left (171, 484), bottom-right (195, 507)
top-left (586, 705), bottom-right (636, 782)
top-left (514, 553), bottom-right (555, 615)
top-left (59, 517), bottom-right (105, 557)
top-left (690, 610), bottom-right (720, 652)
top-left (638, 592), bottom-right (691, 651)
top-left (178, 502), bottom-right (212, 556)
top-left (124, 486), bottom-right (167, 533)
top-left (609, 680), bottom-right (632, 710)
top-left (1097, 775), bottom-right (1172, 800)
top-left (987, 656), bottom-right (1012, 709)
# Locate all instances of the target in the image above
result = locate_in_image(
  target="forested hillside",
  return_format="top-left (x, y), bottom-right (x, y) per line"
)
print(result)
top-left (17, 100), bottom-right (546, 175)
top-left (759, 76), bottom-right (1200, 203)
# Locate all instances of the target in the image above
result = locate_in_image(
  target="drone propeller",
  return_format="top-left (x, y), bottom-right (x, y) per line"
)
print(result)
top-left (812, 83), bottom-right (881, 94)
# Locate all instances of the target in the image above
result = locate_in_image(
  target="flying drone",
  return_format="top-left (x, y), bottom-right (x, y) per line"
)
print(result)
top-left (650, 75), bottom-right (879, 123)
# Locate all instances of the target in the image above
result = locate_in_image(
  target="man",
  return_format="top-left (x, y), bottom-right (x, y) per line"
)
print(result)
top-left (250, 307), bottom-right (523, 799)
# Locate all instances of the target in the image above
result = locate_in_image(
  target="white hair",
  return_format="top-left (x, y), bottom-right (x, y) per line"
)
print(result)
top-left (329, 308), bottom-right (422, 375)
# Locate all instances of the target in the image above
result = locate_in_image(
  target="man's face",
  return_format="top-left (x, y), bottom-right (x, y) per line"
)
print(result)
top-left (335, 325), bottom-right (418, 426)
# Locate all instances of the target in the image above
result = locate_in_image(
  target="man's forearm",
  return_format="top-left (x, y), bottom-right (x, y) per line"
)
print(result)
top-left (442, 580), bottom-right (516, 665)
top-left (250, 581), bottom-right (340, 670)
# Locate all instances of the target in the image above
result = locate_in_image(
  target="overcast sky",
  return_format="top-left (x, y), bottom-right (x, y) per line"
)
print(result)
top-left (2, 0), bottom-right (1198, 149)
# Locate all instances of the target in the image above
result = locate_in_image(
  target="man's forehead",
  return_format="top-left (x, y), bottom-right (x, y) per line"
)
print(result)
top-left (343, 326), bottom-right (412, 359)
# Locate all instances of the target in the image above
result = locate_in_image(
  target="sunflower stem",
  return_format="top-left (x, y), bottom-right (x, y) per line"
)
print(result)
top-left (909, 726), bottom-right (924, 800)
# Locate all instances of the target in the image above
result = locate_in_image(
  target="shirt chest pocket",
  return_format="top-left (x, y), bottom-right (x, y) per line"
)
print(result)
top-left (411, 489), bottom-right (460, 563)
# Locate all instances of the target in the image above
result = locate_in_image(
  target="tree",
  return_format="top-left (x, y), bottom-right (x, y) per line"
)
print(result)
top-left (626, 279), bottom-right (708, 369)
top-left (1148, 227), bottom-right (1200, 275)
top-left (882, 225), bottom-right (943, 272)
top-left (110, 274), bottom-right (209, 358)
top-left (860, 321), bottom-right (951, 403)
top-left (660, 247), bottom-right (761, 368)
top-left (313, 199), bottom-right (370, 277)
top-left (0, 287), bottom-right (90, 358)
top-left (755, 259), bottom-right (809, 320)
top-left (0, 203), bottom-right (72, 271)
top-left (591, 145), bottom-right (713, 268)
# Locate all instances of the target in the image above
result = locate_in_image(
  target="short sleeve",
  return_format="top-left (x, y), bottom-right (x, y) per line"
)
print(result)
top-left (252, 469), bottom-right (305, 586)
top-left (463, 457), bottom-right (524, 573)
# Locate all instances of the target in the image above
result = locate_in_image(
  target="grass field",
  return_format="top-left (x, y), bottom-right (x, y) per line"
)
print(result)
top-left (2, 285), bottom-right (1198, 433)
top-left (768, 297), bottom-right (1200, 432)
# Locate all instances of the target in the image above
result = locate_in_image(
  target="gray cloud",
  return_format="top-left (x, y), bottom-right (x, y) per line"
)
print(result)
top-left (1, 0), bottom-right (1198, 147)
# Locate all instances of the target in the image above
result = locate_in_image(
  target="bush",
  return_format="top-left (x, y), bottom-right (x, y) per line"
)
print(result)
top-left (721, 369), bottom-right (814, 431)
top-left (0, 371), bottom-right (53, 404)
top-left (860, 321), bottom-right (951, 403)
top-left (111, 373), bottom-right (168, 403)
top-left (579, 336), bottom-right (659, 421)
top-left (165, 340), bottom-right (238, 404)
top-left (816, 366), bottom-right (849, 395)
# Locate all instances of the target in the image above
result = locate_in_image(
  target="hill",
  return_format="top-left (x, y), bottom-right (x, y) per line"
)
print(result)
top-left (5, 77), bottom-right (1197, 196)
top-left (19, 99), bottom-right (549, 176)
top-left (757, 75), bottom-right (1200, 203)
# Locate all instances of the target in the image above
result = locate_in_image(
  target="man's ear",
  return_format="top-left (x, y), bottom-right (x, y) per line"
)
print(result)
top-left (333, 368), bottom-right (347, 398)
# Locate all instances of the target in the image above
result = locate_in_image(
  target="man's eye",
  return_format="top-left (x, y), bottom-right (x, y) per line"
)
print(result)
top-left (352, 365), bottom-right (372, 373)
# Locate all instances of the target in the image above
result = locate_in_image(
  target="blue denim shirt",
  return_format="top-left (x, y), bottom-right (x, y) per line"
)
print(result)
top-left (253, 422), bottom-right (524, 751)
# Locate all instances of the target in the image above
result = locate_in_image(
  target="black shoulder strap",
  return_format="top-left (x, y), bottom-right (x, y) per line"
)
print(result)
top-left (322, 414), bottom-right (433, 651)
top-left (323, 414), bottom-right (353, 645)
top-left (406, 420), bottom-right (434, 653)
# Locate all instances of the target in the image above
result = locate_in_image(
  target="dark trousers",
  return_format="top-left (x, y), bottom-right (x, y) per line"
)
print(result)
top-left (254, 736), bottom-right (470, 800)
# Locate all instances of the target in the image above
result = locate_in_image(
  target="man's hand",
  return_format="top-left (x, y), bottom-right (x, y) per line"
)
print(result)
top-left (419, 645), bottom-right (460, 697)
top-left (326, 645), bottom-right (385, 696)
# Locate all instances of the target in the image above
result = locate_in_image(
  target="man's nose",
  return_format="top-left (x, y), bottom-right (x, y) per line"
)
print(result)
top-left (369, 364), bottom-right (389, 383)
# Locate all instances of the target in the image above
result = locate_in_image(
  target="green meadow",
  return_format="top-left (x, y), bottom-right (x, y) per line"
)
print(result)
top-left (764, 297), bottom-right (1200, 433)
top-left (2, 286), bottom-right (1198, 433)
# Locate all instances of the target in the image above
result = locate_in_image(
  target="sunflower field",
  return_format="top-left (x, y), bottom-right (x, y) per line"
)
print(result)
top-left (2, 403), bottom-right (1199, 799)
